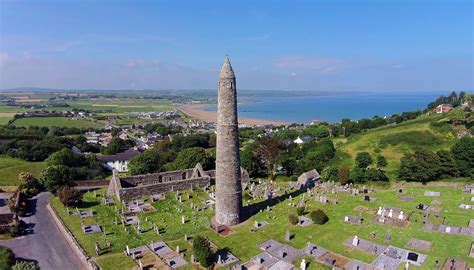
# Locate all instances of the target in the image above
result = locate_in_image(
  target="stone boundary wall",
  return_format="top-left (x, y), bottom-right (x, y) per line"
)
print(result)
top-left (47, 203), bottom-right (100, 270)
top-left (118, 176), bottom-right (210, 201)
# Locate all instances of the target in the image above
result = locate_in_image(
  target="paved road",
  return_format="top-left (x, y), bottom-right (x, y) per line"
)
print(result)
top-left (0, 192), bottom-right (88, 270)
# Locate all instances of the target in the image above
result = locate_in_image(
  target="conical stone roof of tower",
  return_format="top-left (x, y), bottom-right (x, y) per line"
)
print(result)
top-left (219, 56), bottom-right (235, 79)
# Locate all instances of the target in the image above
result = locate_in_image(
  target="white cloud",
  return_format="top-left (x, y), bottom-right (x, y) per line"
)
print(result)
top-left (274, 55), bottom-right (345, 73)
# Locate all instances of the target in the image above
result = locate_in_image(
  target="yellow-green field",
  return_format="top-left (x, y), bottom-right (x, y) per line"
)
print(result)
top-left (0, 156), bottom-right (46, 186)
top-left (330, 115), bottom-right (457, 179)
top-left (11, 117), bottom-right (105, 128)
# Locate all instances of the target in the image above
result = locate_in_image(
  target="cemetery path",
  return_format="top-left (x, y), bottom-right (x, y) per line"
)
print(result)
top-left (0, 192), bottom-right (88, 270)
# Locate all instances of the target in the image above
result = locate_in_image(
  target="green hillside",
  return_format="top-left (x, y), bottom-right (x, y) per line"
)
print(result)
top-left (330, 113), bottom-right (459, 180)
top-left (0, 156), bottom-right (46, 186)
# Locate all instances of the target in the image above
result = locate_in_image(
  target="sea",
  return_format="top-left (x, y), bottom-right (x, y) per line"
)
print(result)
top-left (205, 91), bottom-right (447, 124)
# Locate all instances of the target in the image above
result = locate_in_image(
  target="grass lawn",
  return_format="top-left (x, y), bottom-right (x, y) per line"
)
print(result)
top-left (11, 117), bottom-right (105, 128)
top-left (51, 180), bottom-right (474, 270)
top-left (0, 156), bottom-right (46, 186)
top-left (330, 115), bottom-right (458, 179)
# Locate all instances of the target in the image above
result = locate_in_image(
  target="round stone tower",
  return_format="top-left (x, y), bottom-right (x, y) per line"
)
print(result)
top-left (215, 56), bottom-right (242, 225)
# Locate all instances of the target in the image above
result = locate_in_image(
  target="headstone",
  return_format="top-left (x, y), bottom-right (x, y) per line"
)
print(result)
top-left (344, 216), bottom-right (349, 222)
top-left (285, 230), bottom-right (291, 241)
top-left (377, 206), bottom-right (382, 215)
top-left (300, 259), bottom-right (306, 270)
top-left (388, 209), bottom-right (393, 218)
top-left (126, 245), bottom-right (130, 256)
top-left (217, 255), bottom-right (222, 264)
top-left (398, 211), bottom-right (404, 220)
top-left (352, 236), bottom-right (359, 246)
top-left (445, 226), bottom-right (451, 233)
top-left (181, 216), bottom-right (185, 225)
top-left (176, 245), bottom-right (179, 253)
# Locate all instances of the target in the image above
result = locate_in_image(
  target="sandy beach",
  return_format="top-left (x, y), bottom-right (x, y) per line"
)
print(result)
top-left (178, 103), bottom-right (289, 126)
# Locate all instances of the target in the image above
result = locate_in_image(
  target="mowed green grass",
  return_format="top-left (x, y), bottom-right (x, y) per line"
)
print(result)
top-left (52, 181), bottom-right (473, 270)
top-left (12, 117), bottom-right (105, 128)
top-left (0, 156), bottom-right (46, 186)
top-left (330, 115), bottom-right (457, 179)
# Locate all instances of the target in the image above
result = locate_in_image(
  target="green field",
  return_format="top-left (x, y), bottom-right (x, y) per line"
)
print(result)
top-left (65, 100), bottom-right (175, 113)
top-left (0, 118), bottom-right (11, 125)
top-left (11, 117), bottom-right (105, 128)
top-left (330, 115), bottom-right (457, 179)
top-left (51, 180), bottom-right (474, 270)
top-left (0, 156), bottom-right (46, 186)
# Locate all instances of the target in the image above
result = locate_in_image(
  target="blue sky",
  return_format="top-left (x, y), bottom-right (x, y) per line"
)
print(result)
top-left (0, 0), bottom-right (472, 92)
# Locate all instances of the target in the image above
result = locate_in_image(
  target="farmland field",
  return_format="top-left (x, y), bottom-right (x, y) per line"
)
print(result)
top-left (11, 117), bottom-right (105, 128)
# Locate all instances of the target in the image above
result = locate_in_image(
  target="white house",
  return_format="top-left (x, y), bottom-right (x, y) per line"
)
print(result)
top-left (97, 148), bottom-right (141, 172)
top-left (293, 136), bottom-right (312, 144)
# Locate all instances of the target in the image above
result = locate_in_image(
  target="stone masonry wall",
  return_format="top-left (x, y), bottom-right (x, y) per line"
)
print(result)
top-left (118, 176), bottom-right (210, 201)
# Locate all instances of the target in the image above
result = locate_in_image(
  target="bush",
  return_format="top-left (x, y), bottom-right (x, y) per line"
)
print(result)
top-left (288, 213), bottom-right (299, 225)
top-left (296, 206), bottom-right (305, 216)
top-left (309, 209), bottom-right (329, 225)
top-left (193, 236), bottom-right (213, 267)
top-left (0, 246), bottom-right (15, 270)
top-left (39, 165), bottom-right (73, 193)
top-left (12, 261), bottom-right (39, 270)
top-left (57, 186), bottom-right (83, 206)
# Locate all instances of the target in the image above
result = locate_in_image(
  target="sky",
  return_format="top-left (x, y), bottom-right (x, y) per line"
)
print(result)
top-left (0, 0), bottom-right (472, 92)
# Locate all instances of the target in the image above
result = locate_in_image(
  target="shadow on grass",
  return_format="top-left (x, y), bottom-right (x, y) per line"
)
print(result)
top-left (242, 188), bottom-right (304, 222)
top-left (77, 201), bottom-right (100, 208)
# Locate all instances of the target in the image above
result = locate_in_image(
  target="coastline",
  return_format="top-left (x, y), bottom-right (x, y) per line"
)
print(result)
top-left (178, 103), bottom-right (290, 126)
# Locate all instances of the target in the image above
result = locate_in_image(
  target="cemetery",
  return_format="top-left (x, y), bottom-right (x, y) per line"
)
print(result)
top-left (50, 179), bottom-right (474, 269)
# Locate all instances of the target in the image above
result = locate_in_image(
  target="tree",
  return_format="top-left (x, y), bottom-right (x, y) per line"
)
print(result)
top-left (355, 152), bottom-right (373, 169)
top-left (193, 236), bottom-right (213, 267)
top-left (18, 172), bottom-right (41, 195)
top-left (254, 137), bottom-right (282, 179)
top-left (165, 147), bottom-right (213, 171)
top-left (299, 139), bottom-right (335, 172)
top-left (364, 168), bottom-right (389, 182)
top-left (39, 165), bottom-right (73, 193)
top-left (376, 155), bottom-right (388, 168)
top-left (320, 166), bottom-right (338, 182)
top-left (309, 209), bottom-right (329, 225)
top-left (101, 138), bottom-right (134, 155)
top-left (337, 165), bottom-right (350, 185)
top-left (57, 186), bottom-right (83, 206)
top-left (240, 146), bottom-right (264, 178)
top-left (436, 150), bottom-right (459, 178)
top-left (288, 213), bottom-right (299, 225)
top-left (12, 261), bottom-right (39, 270)
top-left (0, 246), bottom-right (15, 270)
top-left (128, 150), bottom-right (165, 175)
top-left (398, 149), bottom-right (441, 182)
top-left (46, 148), bottom-right (85, 167)
top-left (451, 137), bottom-right (474, 177)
